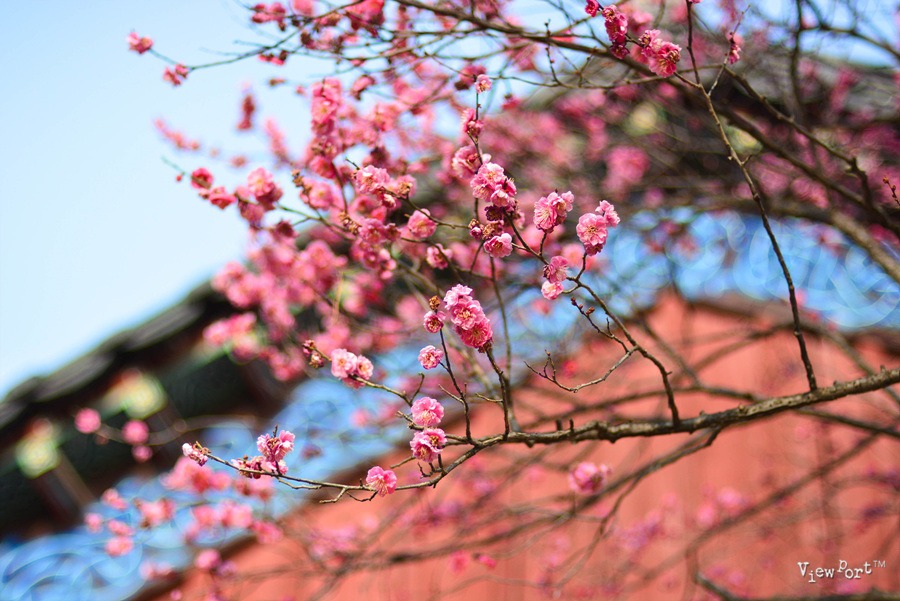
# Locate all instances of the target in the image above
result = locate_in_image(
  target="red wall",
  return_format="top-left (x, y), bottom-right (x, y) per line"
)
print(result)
top-left (155, 296), bottom-right (899, 601)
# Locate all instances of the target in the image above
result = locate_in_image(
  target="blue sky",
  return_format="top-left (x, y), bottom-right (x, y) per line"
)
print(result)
top-left (0, 2), bottom-right (312, 395)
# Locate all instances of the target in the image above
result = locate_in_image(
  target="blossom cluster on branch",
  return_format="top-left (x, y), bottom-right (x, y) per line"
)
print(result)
top-left (74, 0), bottom-right (900, 599)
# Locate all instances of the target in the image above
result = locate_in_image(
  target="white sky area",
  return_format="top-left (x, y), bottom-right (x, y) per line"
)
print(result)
top-left (0, 1), bottom-right (319, 395)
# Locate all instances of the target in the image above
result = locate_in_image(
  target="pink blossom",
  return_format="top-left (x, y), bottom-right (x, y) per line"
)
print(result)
top-left (484, 233), bottom-right (513, 258)
top-left (426, 244), bottom-right (451, 269)
top-left (728, 34), bottom-right (742, 64)
top-left (461, 108), bottom-right (484, 138)
top-left (576, 212), bottom-right (609, 251)
top-left (410, 428), bottom-right (447, 463)
top-left (75, 408), bottom-right (101, 434)
top-left (458, 318), bottom-right (493, 348)
top-left (449, 551), bottom-right (470, 574)
top-left (354, 165), bottom-right (390, 194)
top-left (162, 63), bottom-right (189, 87)
top-left (585, 0), bottom-right (600, 17)
top-left (443, 285), bottom-right (493, 349)
top-left (411, 397), bottom-right (445, 427)
top-left (246, 166), bottom-right (283, 208)
top-left (330, 349), bottom-right (373, 388)
top-left (106, 536), bottom-right (134, 557)
top-left (123, 420), bottom-right (149, 445)
top-left (443, 284), bottom-right (472, 308)
top-left (165, 457), bottom-right (228, 493)
top-left (205, 186), bottom-right (237, 210)
top-left (331, 348), bottom-right (359, 378)
top-left (127, 32), bottom-right (154, 54)
top-left (475, 74), bottom-right (492, 93)
top-left (543, 255), bottom-right (569, 284)
top-left (476, 554), bottom-right (497, 569)
top-left (407, 210), bottom-right (437, 239)
top-left (140, 562), bottom-right (175, 581)
top-left (351, 74), bottom-right (376, 99)
top-left (84, 513), bottom-right (103, 533)
top-left (346, 0), bottom-right (385, 31)
top-left (107, 520), bottom-right (133, 538)
top-left (339, 365), bottom-right (372, 389)
top-left (603, 6), bottom-right (629, 44)
top-left (448, 298), bottom-right (483, 330)
top-left (568, 461), bottom-right (611, 494)
top-left (133, 445), bottom-right (153, 462)
top-left (252, 2), bottom-right (288, 26)
top-left (451, 146), bottom-right (484, 179)
top-left (365, 466), bottom-right (398, 496)
top-left (423, 310), bottom-right (445, 333)
top-left (640, 30), bottom-right (681, 77)
top-left (138, 499), bottom-right (175, 527)
top-left (219, 501), bottom-right (254, 529)
top-left (457, 64), bottom-right (486, 89)
top-left (541, 281), bottom-right (564, 300)
top-left (649, 41), bottom-right (682, 77)
top-left (256, 429), bottom-right (296, 463)
top-left (533, 191), bottom-right (574, 232)
top-left (418, 345), bottom-right (444, 369)
top-left (195, 549), bottom-right (222, 571)
top-left (190, 167), bottom-right (214, 190)
top-left (252, 520), bottom-right (283, 543)
top-left (470, 162), bottom-right (515, 207)
top-left (595, 200), bottom-right (620, 227)
top-left (310, 78), bottom-right (342, 134)
top-left (102, 488), bottom-right (128, 511)
top-left (355, 355), bottom-right (374, 381)
top-left (182, 442), bottom-right (209, 467)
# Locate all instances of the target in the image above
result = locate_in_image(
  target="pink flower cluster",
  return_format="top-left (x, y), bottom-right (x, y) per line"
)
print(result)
top-left (203, 312), bottom-right (260, 361)
top-left (484, 232), bottom-right (513, 258)
top-left (424, 309), bottom-right (446, 333)
top-left (407, 209), bottom-right (437, 239)
top-left (475, 74), bottom-right (492, 93)
top-left (182, 443), bottom-right (209, 466)
top-left (450, 145), bottom-right (485, 179)
top-left (247, 166), bottom-right (284, 210)
top-left (602, 6), bottom-right (629, 58)
top-left (470, 162), bottom-right (517, 209)
top-left (163, 63), bottom-right (189, 87)
top-left (331, 348), bottom-right (374, 389)
top-left (165, 457), bottom-right (230, 494)
top-left (365, 466), bottom-right (398, 496)
top-left (353, 165), bottom-right (418, 210)
top-left (251, 2), bottom-right (287, 28)
top-left (576, 200), bottom-right (620, 255)
top-left (418, 345), bottom-right (444, 369)
top-left (75, 408), bottom-right (101, 434)
top-left (123, 420), bottom-right (149, 445)
top-left (127, 31), bottom-right (153, 54)
top-left (541, 255), bottom-right (569, 300)
top-left (231, 455), bottom-right (287, 478)
top-left (640, 30), bottom-right (682, 77)
top-left (443, 285), bottom-right (493, 349)
top-left (411, 396), bottom-right (444, 427)
top-left (410, 428), bottom-right (447, 463)
top-left (533, 190), bottom-right (574, 233)
top-left (728, 33), bottom-right (742, 64)
top-left (256, 429), bottom-right (295, 464)
top-left (310, 77), bottom-right (343, 135)
top-left (568, 461), bottom-right (612, 494)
